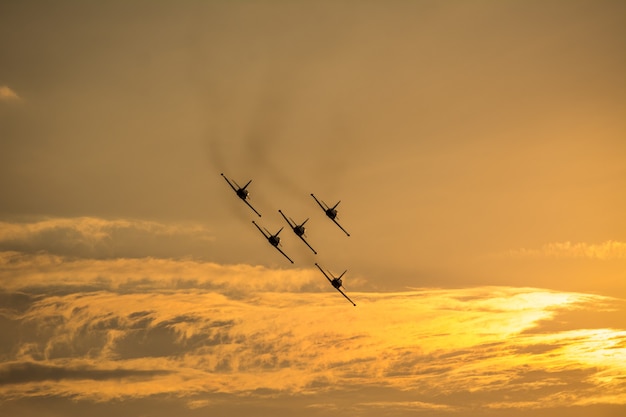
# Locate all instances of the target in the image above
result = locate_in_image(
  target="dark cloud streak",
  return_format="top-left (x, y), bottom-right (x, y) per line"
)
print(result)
top-left (0, 362), bottom-right (170, 386)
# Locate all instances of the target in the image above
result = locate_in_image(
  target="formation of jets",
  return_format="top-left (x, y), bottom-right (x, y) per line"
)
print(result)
top-left (221, 172), bottom-right (356, 306)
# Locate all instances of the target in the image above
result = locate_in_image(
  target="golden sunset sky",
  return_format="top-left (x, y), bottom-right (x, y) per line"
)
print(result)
top-left (1, 1), bottom-right (625, 416)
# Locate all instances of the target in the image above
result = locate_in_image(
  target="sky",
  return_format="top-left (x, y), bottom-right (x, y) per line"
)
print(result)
top-left (0, 1), bottom-right (625, 416)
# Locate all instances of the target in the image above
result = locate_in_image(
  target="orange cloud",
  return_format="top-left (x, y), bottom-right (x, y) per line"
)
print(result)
top-left (0, 217), bottom-right (215, 260)
top-left (0, 252), bottom-right (319, 294)
top-left (0, 217), bottom-right (212, 242)
top-left (0, 86), bottom-right (20, 101)
top-left (502, 241), bottom-right (626, 260)
top-left (1, 239), bottom-right (624, 413)
top-left (1, 256), bottom-right (624, 413)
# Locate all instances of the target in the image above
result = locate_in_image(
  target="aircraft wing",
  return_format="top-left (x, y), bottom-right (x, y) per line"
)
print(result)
top-left (298, 235), bottom-right (317, 254)
top-left (335, 287), bottom-right (356, 306)
top-left (331, 218), bottom-right (351, 237)
top-left (221, 173), bottom-right (238, 192)
top-left (252, 221), bottom-right (269, 238)
top-left (310, 194), bottom-right (327, 211)
top-left (314, 263), bottom-right (333, 285)
top-left (278, 210), bottom-right (294, 227)
top-left (273, 246), bottom-right (294, 264)
top-left (244, 199), bottom-right (262, 217)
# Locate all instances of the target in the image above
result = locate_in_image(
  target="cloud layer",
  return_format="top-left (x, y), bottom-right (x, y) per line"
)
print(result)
top-left (0, 86), bottom-right (20, 102)
top-left (1, 251), bottom-right (624, 415)
top-left (504, 241), bottom-right (626, 260)
top-left (1, 217), bottom-right (624, 415)
top-left (0, 217), bottom-right (215, 260)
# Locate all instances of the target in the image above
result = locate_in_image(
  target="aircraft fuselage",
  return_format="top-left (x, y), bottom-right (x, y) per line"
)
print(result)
top-left (237, 189), bottom-right (248, 200)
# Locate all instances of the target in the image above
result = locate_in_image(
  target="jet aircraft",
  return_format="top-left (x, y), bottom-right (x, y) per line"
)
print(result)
top-left (310, 193), bottom-right (350, 236)
top-left (252, 220), bottom-right (294, 264)
top-left (221, 173), bottom-right (261, 217)
top-left (314, 263), bottom-right (356, 306)
top-left (278, 209), bottom-right (317, 254)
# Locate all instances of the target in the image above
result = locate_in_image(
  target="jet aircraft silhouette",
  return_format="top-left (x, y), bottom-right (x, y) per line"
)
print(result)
top-left (314, 262), bottom-right (356, 306)
top-left (278, 209), bottom-right (317, 254)
top-left (221, 173), bottom-right (261, 217)
top-left (252, 220), bottom-right (294, 264)
top-left (311, 193), bottom-right (350, 236)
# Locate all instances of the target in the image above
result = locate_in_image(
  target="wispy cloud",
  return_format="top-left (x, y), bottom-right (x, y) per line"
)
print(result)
top-left (0, 252), bottom-right (319, 295)
top-left (501, 241), bottom-right (626, 260)
top-left (0, 252), bottom-right (624, 413)
top-left (0, 217), bottom-right (215, 259)
top-left (1, 217), bottom-right (625, 414)
top-left (0, 86), bottom-right (21, 102)
top-left (355, 401), bottom-right (458, 412)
